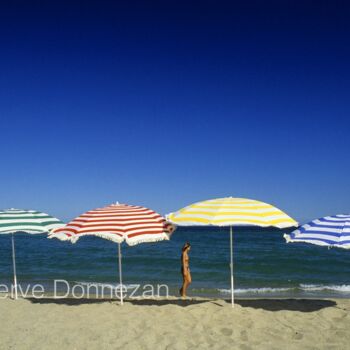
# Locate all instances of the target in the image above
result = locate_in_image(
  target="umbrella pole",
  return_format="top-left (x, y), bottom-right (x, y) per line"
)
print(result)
top-left (11, 234), bottom-right (18, 300)
top-left (230, 226), bottom-right (234, 307)
top-left (118, 243), bottom-right (123, 305)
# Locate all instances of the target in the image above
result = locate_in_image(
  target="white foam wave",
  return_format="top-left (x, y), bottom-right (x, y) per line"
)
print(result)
top-left (218, 284), bottom-right (350, 295)
top-left (300, 284), bottom-right (350, 292)
top-left (218, 287), bottom-right (292, 294)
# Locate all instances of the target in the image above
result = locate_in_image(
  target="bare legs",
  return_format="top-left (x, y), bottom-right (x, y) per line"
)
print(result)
top-left (180, 243), bottom-right (192, 298)
top-left (180, 270), bottom-right (192, 297)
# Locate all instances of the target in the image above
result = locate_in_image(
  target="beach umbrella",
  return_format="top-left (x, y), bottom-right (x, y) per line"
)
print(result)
top-left (49, 203), bottom-right (175, 304)
top-left (0, 208), bottom-right (64, 299)
top-left (284, 214), bottom-right (350, 249)
top-left (166, 197), bottom-right (297, 307)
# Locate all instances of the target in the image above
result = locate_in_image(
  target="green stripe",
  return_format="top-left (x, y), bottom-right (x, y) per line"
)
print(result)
top-left (0, 221), bottom-right (61, 227)
top-left (0, 230), bottom-right (45, 234)
top-left (0, 211), bottom-right (41, 215)
top-left (0, 228), bottom-right (49, 235)
top-left (0, 215), bottom-right (55, 221)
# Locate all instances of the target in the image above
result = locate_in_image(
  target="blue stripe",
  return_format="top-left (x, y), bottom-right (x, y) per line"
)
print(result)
top-left (317, 218), bottom-right (349, 224)
top-left (290, 232), bottom-right (350, 240)
top-left (288, 214), bottom-right (350, 249)
top-left (291, 237), bottom-right (350, 245)
top-left (306, 222), bottom-right (348, 230)
top-left (297, 228), bottom-right (349, 238)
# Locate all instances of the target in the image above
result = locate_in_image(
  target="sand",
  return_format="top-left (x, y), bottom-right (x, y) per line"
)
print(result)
top-left (1, 297), bottom-right (350, 350)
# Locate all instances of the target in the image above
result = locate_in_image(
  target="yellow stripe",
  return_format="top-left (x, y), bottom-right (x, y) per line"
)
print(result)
top-left (178, 210), bottom-right (282, 217)
top-left (170, 217), bottom-right (296, 225)
top-left (168, 197), bottom-right (297, 228)
top-left (187, 204), bottom-right (274, 210)
top-left (204, 199), bottom-right (260, 205)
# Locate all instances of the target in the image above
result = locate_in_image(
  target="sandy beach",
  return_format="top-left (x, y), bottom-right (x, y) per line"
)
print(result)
top-left (1, 297), bottom-right (350, 350)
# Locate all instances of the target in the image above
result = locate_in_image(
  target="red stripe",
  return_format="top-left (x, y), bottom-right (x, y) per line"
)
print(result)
top-left (87, 206), bottom-right (148, 210)
top-left (55, 225), bottom-right (169, 233)
top-left (75, 229), bottom-right (124, 235)
top-left (71, 219), bottom-right (164, 225)
top-left (73, 217), bottom-right (165, 223)
top-left (80, 212), bottom-right (158, 218)
top-left (54, 229), bottom-right (124, 236)
top-left (66, 223), bottom-right (164, 230)
top-left (52, 203), bottom-right (171, 241)
top-left (86, 208), bottom-right (151, 214)
top-left (78, 216), bottom-right (160, 221)
top-left (54, 227), bottom-right (77, 233)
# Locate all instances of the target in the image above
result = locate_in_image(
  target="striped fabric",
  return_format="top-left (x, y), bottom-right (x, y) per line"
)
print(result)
top-left (0, 209), bottom-right (64, 234)
top-left (49, 203), bottom-right (175, 246)
top-left (284, 214), bottom-right (350, 249)
top-left (166, 197), bottom-right (298, 228)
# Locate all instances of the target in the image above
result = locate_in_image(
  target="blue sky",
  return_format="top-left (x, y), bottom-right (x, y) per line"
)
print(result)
top-left (0, 1), bottom-right (349, 223)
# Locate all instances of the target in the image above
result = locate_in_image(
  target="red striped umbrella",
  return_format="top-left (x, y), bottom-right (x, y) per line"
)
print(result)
top-left (49, 203), bottom-right (175, 304)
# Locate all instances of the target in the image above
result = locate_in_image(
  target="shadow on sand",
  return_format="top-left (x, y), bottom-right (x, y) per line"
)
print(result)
top-left (28, 298), bottom-right (114, 306)
top-left (27, 297), bottom-right (211, 307)
top-left (231, 298), bottom-right (337, 312)
top-left (27, 297), bottom-right (337, 311)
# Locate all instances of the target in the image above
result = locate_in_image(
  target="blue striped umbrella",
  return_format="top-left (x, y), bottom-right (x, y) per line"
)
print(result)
top-left (284, 214), bottom-right (350, 249)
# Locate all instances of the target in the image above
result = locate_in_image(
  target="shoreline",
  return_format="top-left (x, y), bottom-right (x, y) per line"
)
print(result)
top-left (3, 281), bottom-right (350, 300)
top-left (3, 292), bottom-right (350, 301)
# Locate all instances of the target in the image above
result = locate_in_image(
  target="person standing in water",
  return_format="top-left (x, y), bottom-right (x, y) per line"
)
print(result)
top-left (180, 242), bottom-right (191, 297)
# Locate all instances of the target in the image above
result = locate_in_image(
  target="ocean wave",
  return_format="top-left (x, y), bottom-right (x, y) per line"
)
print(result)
top-left (218, 284), bottom-right (350, 295)
top-left (300, 284), bottom-right (350, 292)
top-left (73, 283), bottom-right (350, 295)
top-left (218, 287), bottom-right (293, 294)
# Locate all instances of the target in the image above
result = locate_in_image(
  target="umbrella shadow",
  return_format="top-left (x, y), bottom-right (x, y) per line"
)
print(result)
top-left (27, 297), bottom-right (114, 306)
top-left (26, 297), bottom-right (211, 307)
top-left (231, 298), bottom-right (337, 312)
top-left (26, 297), bottom-right (336, 311)
top-left (126, 298), bottom-right (212, 307)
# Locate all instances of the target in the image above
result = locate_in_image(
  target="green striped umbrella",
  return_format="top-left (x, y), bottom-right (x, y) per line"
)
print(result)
top-left (0, 208), bottom-right (64, 299)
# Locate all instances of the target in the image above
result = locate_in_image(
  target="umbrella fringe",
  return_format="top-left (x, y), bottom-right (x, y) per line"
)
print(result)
top-left (48, 232), bottom-right (72, 241)
top-left (284, 234), bottom-right (350, 249)
top-left (283, 233), bottom-right (292, 243)
top-left (0, 230), bottom-right (47, 234)
top-left (126, 234), bottom-right (171, 246)
top-left (49, 231), bottom-right (171, 246)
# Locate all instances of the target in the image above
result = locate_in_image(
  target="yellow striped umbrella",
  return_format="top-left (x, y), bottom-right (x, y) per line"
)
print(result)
top-left (166, 197), bottom-right (298, 306)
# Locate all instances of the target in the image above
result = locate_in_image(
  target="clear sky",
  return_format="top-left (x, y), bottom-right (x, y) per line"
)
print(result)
top-left (0, 1), bottom-right (349, 223)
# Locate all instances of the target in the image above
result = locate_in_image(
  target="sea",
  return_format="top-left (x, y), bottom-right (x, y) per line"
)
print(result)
top-left (1, 227), bottom-right (350, 299)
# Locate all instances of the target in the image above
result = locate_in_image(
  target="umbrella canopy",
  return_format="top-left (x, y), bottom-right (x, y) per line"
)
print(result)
top-left (167, 197), bottom-right (297, 306)
top-left (49, 203), bottom-right (174, 245)
top-left (167, 197), bottom-right (297, 227)
top-left (49, 203), bottom-right (175, 304)
top-left (0, 208), bottom-right (64, 299)
top-left (0, 208), bottom-right (64, 234)
top-left (284, 214), bottom-right (350, 249)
